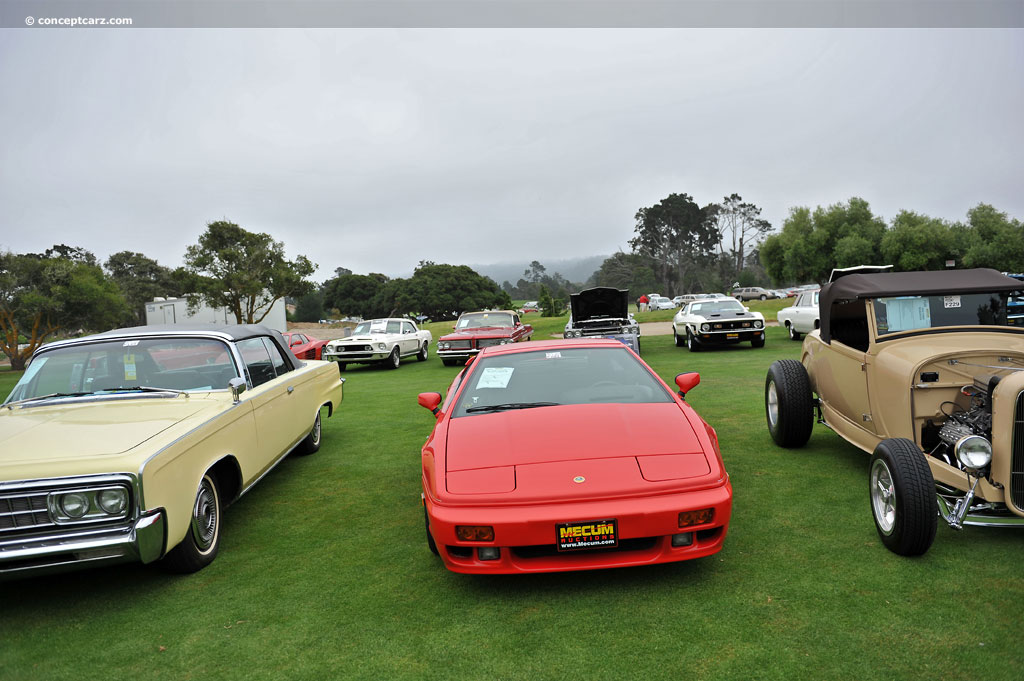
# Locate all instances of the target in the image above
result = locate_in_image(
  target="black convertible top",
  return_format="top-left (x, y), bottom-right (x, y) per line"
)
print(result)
top-left (820, 268), bottom-right (1024, 344)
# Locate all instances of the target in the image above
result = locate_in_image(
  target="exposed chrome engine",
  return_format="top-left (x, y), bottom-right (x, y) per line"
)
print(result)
top-left (930, 374), bottom-right (998, 470)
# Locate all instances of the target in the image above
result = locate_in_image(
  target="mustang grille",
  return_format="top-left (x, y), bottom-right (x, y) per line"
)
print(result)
top-left (708, 320), bottom-right (753, 331)
top-left (0, 491), bottom-right (54, 535)
top-left (447, 340), bottom-right (473, 350)
top-left (337, 345), bottom-right (371, 353)
top-left (1012, 389), bottom-right (1024, 511)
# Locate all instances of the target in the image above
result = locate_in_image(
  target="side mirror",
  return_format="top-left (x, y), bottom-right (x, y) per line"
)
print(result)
top-left (418, 392), bottom-right (442, 415)
top-left (228, 377), bottom-right (247, 404)
top-left (674, 372), bottom-right (700, 400)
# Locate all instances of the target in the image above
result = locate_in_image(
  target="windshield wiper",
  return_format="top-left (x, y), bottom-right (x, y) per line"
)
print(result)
top-left (465, 401), bottom-right (560, 413)
top-left (5, 391), bottom-right (96, 408)
top-left (99, 386), bottom-right (188, 396)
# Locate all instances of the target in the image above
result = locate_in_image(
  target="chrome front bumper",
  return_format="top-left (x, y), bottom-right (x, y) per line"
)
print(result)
top-left (322, 351), bottom-right (389, 363)
top-left (0, 510), bottom-right (166, 579)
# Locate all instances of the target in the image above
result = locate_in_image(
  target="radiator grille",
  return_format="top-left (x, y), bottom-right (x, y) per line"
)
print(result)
top-left (337, 345), bottom-right (371, 352)
top-left (447, 340), bottom-right (473, 350)
top-left (1, 491), bottom-right (54, 535)
top-left (1012, 390), bottom-right (1024, 511)
top-left (709, 320), bottom-right (756, 331)
top-left (477, 338), bottom-right (507, 348)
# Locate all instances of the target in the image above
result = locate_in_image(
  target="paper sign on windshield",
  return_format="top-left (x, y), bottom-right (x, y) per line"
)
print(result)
top-left (476, 367), bottom-right (514, 389)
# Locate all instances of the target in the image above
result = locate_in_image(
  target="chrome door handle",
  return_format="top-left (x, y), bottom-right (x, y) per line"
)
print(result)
top-left (287, 386), bottom-right (294, 394)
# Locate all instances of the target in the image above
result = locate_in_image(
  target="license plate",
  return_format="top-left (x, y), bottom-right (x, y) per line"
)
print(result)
top-left (556, 519), bottom-right (618, 551)
top-left (727, 333), bottom-right (739, 338)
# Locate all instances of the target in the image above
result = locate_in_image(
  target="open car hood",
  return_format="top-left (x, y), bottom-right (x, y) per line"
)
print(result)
top-left (570, 287), bottom-right (630, 323)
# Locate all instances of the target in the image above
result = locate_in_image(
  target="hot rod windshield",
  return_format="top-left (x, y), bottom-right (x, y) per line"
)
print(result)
top-left (451, 347), bottom-right (672, 417)
top-left (873, 293), bottom-right (1007, 336)
top-left (5, 337), bottom-right (239, 403)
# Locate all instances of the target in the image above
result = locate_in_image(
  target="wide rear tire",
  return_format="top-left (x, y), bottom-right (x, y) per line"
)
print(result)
top-left (869, 438), bottom-right (937, 556)
top-left (417, 342), bottom-right (428, 361)
top-left (765, 359), bottom-right (813, 447)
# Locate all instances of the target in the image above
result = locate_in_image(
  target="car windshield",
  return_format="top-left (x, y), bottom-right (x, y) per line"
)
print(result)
top-left (451, 347), bottom-right (672, 417)
top-left (872, 293), bottom-right (1007, 336)
top-left (689, 300), bottom-right (746, 315)
top-left (353, 320), bottom-right (393, 334)
top-left (5, 338), bottom-right (239, 403)
top-left (456, 312), bottom-right (514, 329)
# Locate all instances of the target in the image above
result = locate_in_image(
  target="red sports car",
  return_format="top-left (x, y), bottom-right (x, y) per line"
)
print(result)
top-left (417, 338), bottom-right (732, 574)
top-left (282, 331), bottom-right (328, 361)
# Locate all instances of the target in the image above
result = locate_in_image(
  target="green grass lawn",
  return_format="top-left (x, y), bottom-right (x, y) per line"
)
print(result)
top-left (2, 331), bottom-right (1022, 680)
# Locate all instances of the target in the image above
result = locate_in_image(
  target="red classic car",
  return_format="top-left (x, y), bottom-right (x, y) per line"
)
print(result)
top-left (417, 338), bottom-right (732, 574)
top-left (282, 332), bottom-right (328, 361)
top-left (436, 310), bottom-right (533, 367)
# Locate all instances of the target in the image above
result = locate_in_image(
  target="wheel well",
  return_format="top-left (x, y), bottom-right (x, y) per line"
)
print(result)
top-left (209, 456), bottom-right (243, 505)
top-left (321, 401), bottom-right (333, 418)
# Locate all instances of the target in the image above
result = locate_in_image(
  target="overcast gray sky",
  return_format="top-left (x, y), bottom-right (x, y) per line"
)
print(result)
top-left (1, 29), bottom-right (1021, 280)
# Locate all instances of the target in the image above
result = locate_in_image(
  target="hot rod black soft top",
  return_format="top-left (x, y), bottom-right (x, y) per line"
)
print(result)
top-left (819, 268), bottom-right (1024, 344)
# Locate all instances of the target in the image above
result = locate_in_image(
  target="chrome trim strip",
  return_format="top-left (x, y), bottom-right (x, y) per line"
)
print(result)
top-left (935, 495), bottom-right (1024, 528)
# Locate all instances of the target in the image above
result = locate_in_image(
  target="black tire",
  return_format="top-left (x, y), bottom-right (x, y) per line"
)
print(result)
top-left (686, 329), bottom-right (701, 353)
top-left (384, 347), bottom-right (400, 370)
top-left (759, 294), bottom-right (767, 300)
top-left (765, 359), bottom-right (813, 448)
top-left (442, 358), bottom-right (458, 367)
top-left (751, 334), bottom-right (765, 348)
top-left (294, 410), bottom-right (322, 455)
top-left (735, 296), bottom-right (743, 301)
top-left (869, 438), bottom-right (937, 556)
top-left (417, 342), bottom-right (428, 361)
top-left (673, 327), bottom-right (685, 347)
top-left (424, 506), bottom-right (439, 556)
top-left (163, 473), bottom-right (222, 573)
top-left (788, 323), bottom-right (801, 341)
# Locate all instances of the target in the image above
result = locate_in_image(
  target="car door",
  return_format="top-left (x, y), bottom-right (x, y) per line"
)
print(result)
top-left (236, 337), bottom-right (306, 479)
top-left (401, 321), bottom-right (418, 354)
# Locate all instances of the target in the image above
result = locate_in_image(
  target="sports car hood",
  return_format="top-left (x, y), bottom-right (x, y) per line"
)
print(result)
top-left (444, 403), bottom-right (718, 499)
top-left (570, 287), bottom-right (629, 323)
top-left (0, 396), bottom-right (216, 467)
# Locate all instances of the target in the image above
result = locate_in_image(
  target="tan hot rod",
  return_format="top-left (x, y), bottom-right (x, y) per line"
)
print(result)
top-left (765, 268), bottom-right (1024, 556)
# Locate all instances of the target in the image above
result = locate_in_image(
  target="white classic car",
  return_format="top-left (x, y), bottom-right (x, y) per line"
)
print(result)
top-left (322, 318), bottom-right (432, 370)
top-left (672, 298), bottom-right (766, 351)
top-left (776, 288), bottom-right (820, 340)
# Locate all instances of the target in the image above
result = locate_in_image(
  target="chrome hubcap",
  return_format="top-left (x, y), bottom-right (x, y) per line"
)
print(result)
top-left (311, 413), bottom-right (321, 445)
top-left (767, 381), bottom-right (779, 427)
top-left (191, 477), bottom-right (218, 551)
top-left (870, 459), bottom-right (896, 535)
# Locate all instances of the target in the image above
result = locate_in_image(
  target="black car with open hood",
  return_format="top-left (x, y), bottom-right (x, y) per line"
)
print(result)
top-left (564, 288), bottom-right (640, 348)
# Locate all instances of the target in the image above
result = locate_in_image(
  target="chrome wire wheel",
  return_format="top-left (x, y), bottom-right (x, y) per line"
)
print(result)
top-left (870, 458), bottom-right (896, 536)
top-left (190, 475), bottom-right (220, 554)
top-left (766, 380), bottom-right (779, 429)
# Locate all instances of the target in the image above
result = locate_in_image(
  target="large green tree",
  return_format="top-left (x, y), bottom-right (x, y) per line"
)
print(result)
top-left (105, 251), bottom-right (180, 325)
top-left (391, 264), bottom-right (509, 320)
top-left (591, 252), bottom-right (658, 295)
top-left (630, 193), bottom-right (718, 295)
top-left (960, 204), bottom-right (1024, 272)
top-left (760, 198), bottom-right (885, 284)
top-left (181, 221), bottom-right (316, 324)
top-left (879, 211), bottom-right (954, 271)
top-left (323, 273), bottom-right (387, 319)
top-left (1, 249), bottom-right (129, 370)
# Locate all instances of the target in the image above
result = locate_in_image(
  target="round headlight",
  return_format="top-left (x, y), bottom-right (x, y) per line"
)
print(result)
top-left (755, 320), bottom-right (764, 329)
top-left (700, 324), bottom-right (710, 332)
top-left (97, 488), bottom-right (128, 515)
top-left (60, 492), bottom-right (90, 518)
top-left (955, 435), bottom-right (992, 471)
top-left (377, 343), bottom-right (386, 351)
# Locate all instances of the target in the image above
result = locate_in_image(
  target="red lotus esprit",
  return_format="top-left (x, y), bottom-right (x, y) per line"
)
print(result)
top-left (417, 338), bottom-right (732, 574)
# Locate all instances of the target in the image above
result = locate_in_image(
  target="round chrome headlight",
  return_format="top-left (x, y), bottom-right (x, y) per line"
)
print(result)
top-left (439, 342), bottom-right (448, 350)
top-left (377, 343), bottom-right (386, 351)
top-left (955, 435), bottom-right (992, 472)
top-left (60, 492), bottom-right (90, 518)
top-left (97, 488), bottom-right (128, 515)
top-left (754, 320), bottom-right (764, 329)
top-left (700, 324), bottom-right (710, 333)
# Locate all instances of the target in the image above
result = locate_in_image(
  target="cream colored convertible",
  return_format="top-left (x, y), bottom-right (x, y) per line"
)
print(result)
top-left (0, 324), bottom-right (344, 579)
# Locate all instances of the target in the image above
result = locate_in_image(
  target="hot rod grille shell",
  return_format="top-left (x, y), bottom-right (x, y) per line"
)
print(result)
top-left (1012, 390), bottom-right (1024, 511)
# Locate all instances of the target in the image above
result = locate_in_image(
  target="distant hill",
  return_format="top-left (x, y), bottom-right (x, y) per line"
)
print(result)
top-left (471, 255), bottom-right (609, 286)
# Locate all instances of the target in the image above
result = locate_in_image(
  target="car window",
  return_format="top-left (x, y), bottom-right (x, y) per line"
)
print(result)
top-left (237, 337), bottom-right (278, 387)
top-left (402, 322), bottom-right (415, 334)
top-left (451, 347), bottom-right (672, 417)
top-left (263, 337), bottom-right (290, 375)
